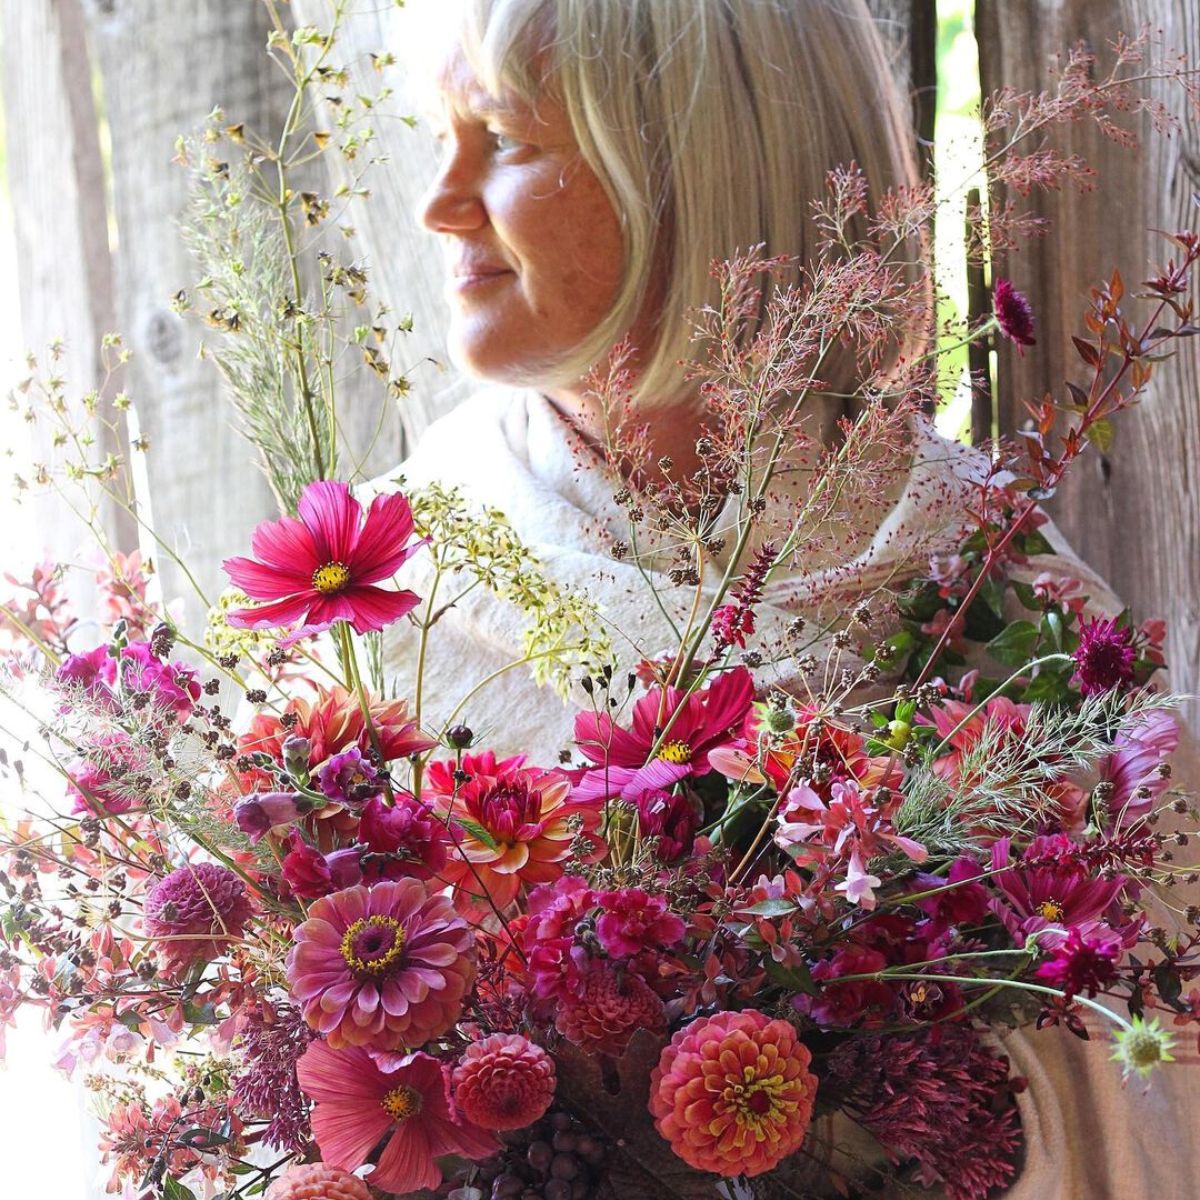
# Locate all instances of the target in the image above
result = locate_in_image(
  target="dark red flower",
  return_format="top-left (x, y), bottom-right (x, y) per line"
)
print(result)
top-left (634, 789), bottom-right (699, 862)
top-left (1035, 924), bottom-right (1122, 999)
top-left (1071, 615), bottom-right (1136, 696)
top-left (993, 278), bottom-right (1036, 350)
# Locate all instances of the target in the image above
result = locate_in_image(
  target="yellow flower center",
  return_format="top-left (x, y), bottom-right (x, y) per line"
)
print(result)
top-left (722, 1065), bottom-right (794, 1132)
top-left (657, 740), bottom-right (692, 765)
top-left (340, 915), bottom-right (406, 977)
top-left (1037, 900), bottom-right (1064, 921)
top-left (381, 1084), bottom-right (422, 1123)
top-left (312, 561), bottom-right (352, 594)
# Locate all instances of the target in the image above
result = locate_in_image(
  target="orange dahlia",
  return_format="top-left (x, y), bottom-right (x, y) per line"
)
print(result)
top-left (265, 1163), bottom-right (372, 1200)
top-left (432, 757), bottom-right (603, 910)
top-left (649, 1010), bottom-right (818, 1177)
top-left (555, 968), bottom-right (666, 1056)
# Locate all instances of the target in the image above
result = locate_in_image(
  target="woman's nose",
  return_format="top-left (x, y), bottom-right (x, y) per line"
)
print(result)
top-left (418, 148), bottom-right (487, 233)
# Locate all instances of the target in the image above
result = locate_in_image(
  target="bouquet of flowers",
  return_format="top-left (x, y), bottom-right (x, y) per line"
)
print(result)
top-left (2, 18), bottom-right (1199, 1200)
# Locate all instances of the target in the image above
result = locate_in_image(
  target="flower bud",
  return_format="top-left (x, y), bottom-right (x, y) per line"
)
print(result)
top-left (281, 735), bottom-right (312, 781)
top-left (234, 791), bottom-right (311, 843)
top-left (446, 724), bottom-right (475, 750)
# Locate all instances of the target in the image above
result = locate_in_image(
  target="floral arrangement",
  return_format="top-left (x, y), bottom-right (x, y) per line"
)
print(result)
top-left (2, 15), bottom-right (1200, 1200)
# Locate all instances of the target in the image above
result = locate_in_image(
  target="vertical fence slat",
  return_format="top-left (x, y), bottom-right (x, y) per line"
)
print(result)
top-left (977, 0), bottom-right (1200, 733)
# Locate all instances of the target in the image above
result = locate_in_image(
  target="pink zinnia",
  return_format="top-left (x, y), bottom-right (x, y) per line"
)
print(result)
top-left (451, 1033), bottom-right (556, 1130)
top-left (1071, 615), bottom-right (1136, 696)
top-left (574, 666), bottom-right (754, 801)
top-left (649, 1009), bottom-right (818, 1177)
top-left (143, 862), bottom-right (253, 975)
top-left (993, 278), bottom-right (1036, 350)
top-left (223, 480), bottom-right (425, 640)
top-left (286, 879), bottom-right (475, 1050)
top-left (296, 1041), bottom-right (497, 1195)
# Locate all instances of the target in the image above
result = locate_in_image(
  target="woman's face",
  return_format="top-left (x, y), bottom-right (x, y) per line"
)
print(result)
top-left (419, 51), bottom-right (626, 390)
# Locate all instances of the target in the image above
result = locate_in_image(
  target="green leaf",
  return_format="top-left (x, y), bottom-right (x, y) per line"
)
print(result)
top-left (763, 956), bottom-right (815, 994)
top-left (452, 816), bottom-right (497, 850)
top-left (986, 620), bottom-right (1039, 667)
top-left (1010, 580), bottom-right (1040, 611)
top-left (1084, 417), bottom-right (1114, 453)
top-left (1019, 668), bottom-right (1070, 704)
top-left (1020, 528), bottom-right (1054, 557)
top-left (1041, 610), bottom-right (1065, 653)
top-left (743, 898), bottom-right (797, 918)
top-left (163, 1179), bottom-right (198, 1200)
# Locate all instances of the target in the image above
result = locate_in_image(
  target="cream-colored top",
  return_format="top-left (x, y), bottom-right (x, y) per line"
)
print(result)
top-left (379, 388), bottom-right (1200, 1199)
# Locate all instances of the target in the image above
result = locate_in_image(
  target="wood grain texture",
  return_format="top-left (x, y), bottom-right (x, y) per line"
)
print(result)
top-left (2, 0), bottom-right (133, 615)
top-left (82, 0), bottom-right (289, 624)
top-left (977, 0), bottom-right (1200, 733)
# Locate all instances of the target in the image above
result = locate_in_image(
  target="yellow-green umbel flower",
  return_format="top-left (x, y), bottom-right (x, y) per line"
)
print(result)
top-left (1111, 1015), bottom-right (1176, 1081)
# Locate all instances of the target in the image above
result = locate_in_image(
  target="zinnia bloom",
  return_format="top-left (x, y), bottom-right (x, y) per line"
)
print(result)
top-left (286, 879), bottom-right (474, 1050)
top-left (297, 1041), bottom-right (497, 1194)
top-left (265, 1163), bottom-right (372, 1200)
top-left (574, 667), bottom-right (754, 801)
top-left (1071, 615), bottom-right (1136, 696)
top-left (143, 862), bottom-right (253, 975)
top-left (993, 278), bottom-right (1036, 349)
top-left (649, 1009), bottom-right (818, 1177)
top-left (451, 1033), bottom-right (556, 1130)
top-left (223, 480), bottom-right (425, 640)
top-left (434, 758), bottom-right (603, 910)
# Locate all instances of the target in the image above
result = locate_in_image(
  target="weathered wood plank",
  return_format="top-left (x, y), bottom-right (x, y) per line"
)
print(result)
top-left (2, 0), bottom-right (133, 615)
top-left (977, 0), bottom-right (1200, 731)
top-left (81, 0), bottom-right (291, 624)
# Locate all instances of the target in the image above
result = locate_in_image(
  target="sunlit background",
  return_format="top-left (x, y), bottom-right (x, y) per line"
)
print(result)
top-left (0, 2), bottom-right (982, 1195)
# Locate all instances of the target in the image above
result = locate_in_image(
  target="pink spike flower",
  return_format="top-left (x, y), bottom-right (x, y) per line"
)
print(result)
top-left (297, 1041), bottom-right (497, 1195)
top-left (223, 480), bottom-right (425, 641)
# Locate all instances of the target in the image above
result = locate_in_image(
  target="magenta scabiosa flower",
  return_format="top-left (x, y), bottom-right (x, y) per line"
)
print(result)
top-left (993, 278), bottom-right (1036, 350)
top-left (144, 862), bottom-right (253, 975)
top-left (223, 480), bottom-right (425, 640)
top-left (286, 879), bottom-right (475, 1050)
top-left (1071, 615), bottom-right (1136, 696)
top-left (451, 1033), bottom-right (556, 1130)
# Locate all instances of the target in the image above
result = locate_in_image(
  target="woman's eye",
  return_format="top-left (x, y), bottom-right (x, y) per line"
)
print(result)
top-left (488, 129), bottom-right (528, 154)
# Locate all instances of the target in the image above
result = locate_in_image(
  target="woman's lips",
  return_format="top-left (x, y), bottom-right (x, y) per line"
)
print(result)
top-left (450, 267), bottom-right (513, 292)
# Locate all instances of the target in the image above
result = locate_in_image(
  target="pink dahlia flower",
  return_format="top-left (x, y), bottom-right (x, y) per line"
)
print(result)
top-left (573, 666), bottom-right (754, 801)
top-left (1098, 708), bottom-right (1178, 828)
top-left (649, 1009), bottom-right (818, 1177)
top-left (223, 480), bottom-right (425, 641)
top-left (297, 1041), bottom-right (497, 1194)
top-left (143, 862), bottom-right (253, 975)
top-left (451, 1033), bottom-right (556, 1130)
top-left (286, 879), bottom-right (475, 1050)
top-left (555, 967), bottom-right (665, 1055)
top-left (265, 1163), bottom-right (372, 1200)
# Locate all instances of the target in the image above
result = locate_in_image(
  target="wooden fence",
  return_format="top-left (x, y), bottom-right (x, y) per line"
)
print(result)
top-left (3, 0), bottom-right (1196, 730)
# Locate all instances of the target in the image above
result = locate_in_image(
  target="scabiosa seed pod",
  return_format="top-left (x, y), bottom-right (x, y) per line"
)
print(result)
top-left (143, 862), bottom-right (253, 975)
top-left (452, 1033), bottom-right (557, 1130)
top-left (265, 1163), bottom-right (372, 1200)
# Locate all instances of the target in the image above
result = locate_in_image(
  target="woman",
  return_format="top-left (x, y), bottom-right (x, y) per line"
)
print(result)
top-left (385, 1), bottom-right (1200, 1195)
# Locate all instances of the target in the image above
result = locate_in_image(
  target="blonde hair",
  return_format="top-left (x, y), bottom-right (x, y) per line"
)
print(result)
top-left (441, 0), bottom-right (919, 407)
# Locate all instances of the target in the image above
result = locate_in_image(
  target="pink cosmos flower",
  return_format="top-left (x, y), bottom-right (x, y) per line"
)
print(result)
top-left (989, 835), bottom-right (1126, 945)
top-left (296, 1041), bottom-right (496, 1195)
top-left (1097, 708), bottom-right (1178, 828)
top-left (573, 667), bottom-right (754, 801)
top-left (286, 879), bottom-right (475, 1050)
top-left (223, 480), bottom-right (425, 640)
